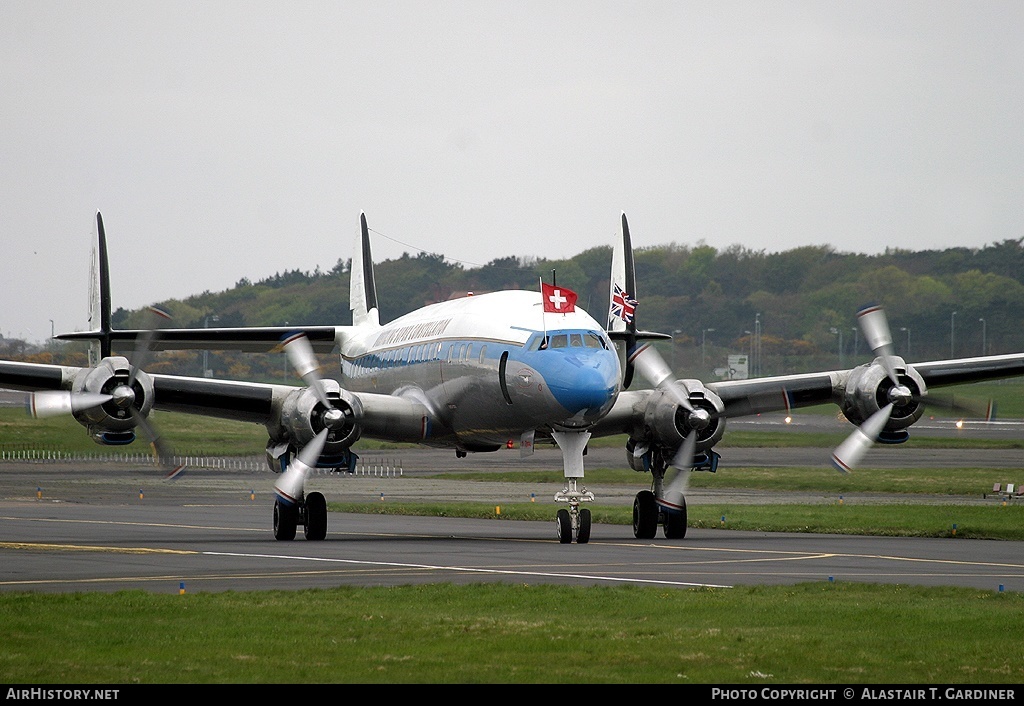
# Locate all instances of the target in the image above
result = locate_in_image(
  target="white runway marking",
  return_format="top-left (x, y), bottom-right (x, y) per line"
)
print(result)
top-left (204, 550), bottom-right (734, 589)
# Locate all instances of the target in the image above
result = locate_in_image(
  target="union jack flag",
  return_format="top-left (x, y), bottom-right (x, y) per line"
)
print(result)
top-left (610, 283), bottom-right (638, 324)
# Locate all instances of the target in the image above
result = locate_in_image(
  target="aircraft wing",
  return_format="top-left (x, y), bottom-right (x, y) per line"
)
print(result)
top-left (911, 354), bottom-right (1024, 387)
top-left (56, 326), bottom-right (343, 354)
top-left (0, 360), bottom-right (433, 451)
top-left (707, 353), bottom-right (1024, 418)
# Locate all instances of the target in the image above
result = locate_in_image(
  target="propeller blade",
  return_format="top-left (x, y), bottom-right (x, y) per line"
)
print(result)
top-left (26, 391), bottom-right (112, 418)
top-left (130, 408), bottom-right (185, 479)
top-left (919, 393), bottom-right (996, 421)
top-left (857, 305), bottom-right (899, 385)
top-left (671, 429), bottom-right (698, 471)
top-left (282, 331), bottom-right (332, 409)
top-left (830, 403), bottom-right (894, 473)
top-left (274, 429), bottom-right (328, 505)
top-left (629, 343), bottom-right (693, 411)
top-left (658, 430), bottom-right (698, 514)
top-left (128, 306), bottom-right (172, 389)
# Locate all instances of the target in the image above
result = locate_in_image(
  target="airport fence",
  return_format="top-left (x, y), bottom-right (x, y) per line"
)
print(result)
top-left (0, 444), bottom-right (404, 477)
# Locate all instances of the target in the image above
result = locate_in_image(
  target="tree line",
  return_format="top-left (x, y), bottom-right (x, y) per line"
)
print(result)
top-left (6, 236), bottom-right (1023, 381)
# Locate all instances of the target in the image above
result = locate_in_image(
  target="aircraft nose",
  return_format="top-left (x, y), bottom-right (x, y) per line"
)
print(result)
top-left (549, 356), bottom-right (619, 416)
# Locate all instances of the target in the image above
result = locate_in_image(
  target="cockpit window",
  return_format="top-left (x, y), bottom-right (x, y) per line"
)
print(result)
top-left (530, 330), bottom-right (609, 351)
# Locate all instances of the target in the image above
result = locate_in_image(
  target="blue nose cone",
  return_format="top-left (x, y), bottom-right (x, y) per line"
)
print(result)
top-left (548, 352), bottom-right (620, 418)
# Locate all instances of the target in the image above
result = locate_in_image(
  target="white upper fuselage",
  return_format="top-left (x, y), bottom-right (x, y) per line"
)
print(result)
top-left (337, 290), bottom-right (621, 450)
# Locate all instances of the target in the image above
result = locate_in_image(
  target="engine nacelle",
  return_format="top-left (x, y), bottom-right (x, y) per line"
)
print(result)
top-left (840, 356), bottom-right (926, 435)
top-left (70, 356), bottom-right (154, 445)
top-left (268, 379), bottom-right (363, 470)
top-left (627, 379), bottom-right (726, 471)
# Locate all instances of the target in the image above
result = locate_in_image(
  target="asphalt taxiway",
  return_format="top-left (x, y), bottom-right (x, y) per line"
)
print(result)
top-left (2, 439), bottom-right (1023, 594)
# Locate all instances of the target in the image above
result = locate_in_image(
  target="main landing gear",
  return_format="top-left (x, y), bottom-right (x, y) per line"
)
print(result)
top-left (632, 489), bottom-right (687, 540)
top-left (274, 491), bottom-right (328, 541)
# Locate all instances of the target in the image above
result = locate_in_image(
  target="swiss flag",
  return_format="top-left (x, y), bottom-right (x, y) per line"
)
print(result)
top-left (542, 283), bottom-right (578, 313)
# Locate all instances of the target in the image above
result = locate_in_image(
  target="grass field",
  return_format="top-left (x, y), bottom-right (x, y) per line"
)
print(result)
top-left (3, 583), bottom-right (1023, 684)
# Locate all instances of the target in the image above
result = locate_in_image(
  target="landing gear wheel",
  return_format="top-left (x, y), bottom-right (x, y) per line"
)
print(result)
top-left (633, 490), bottom-right (658, 539)
top-left (663, 495), bottom-right (687, 539)
top-left (274, 499), bottom-right (298, 541)
top-left (577, 508), bottom-right (592, 544)
top-left (304, 491), bottom-right (328, 541)
top-left (556, 508), bottom-right (572, 544)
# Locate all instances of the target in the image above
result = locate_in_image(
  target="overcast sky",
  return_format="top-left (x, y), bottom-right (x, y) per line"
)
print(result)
top-left (2, 1), bottom-right (1022, 343)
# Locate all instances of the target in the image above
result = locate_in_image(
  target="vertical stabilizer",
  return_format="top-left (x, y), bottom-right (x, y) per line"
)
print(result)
top-left (87, 212), bottom-right (114, 363)
top-left (349, 212), bottom-right (380, 327)
top-left (608, 212), bottom-right (640, 387)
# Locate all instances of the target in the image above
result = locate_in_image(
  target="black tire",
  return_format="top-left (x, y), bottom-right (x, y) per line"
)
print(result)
top-left (303, 491), bottom-right (328, 541)
top-left (633, 490), bottom-right (658, 539)
top-left (556, 508), bottom-right (572, 544)
top-left (274, 499), bottom-right (298, 541)
top-left (577, 508), bottom-right (592, 544)
top-left (663, 495), bottom-right (688, 539)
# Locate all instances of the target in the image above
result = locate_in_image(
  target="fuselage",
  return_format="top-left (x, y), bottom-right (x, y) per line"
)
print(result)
top-left (339, 290), bottom-right (621, 450)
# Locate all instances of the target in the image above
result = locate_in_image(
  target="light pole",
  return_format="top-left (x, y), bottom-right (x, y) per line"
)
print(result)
top-left (951, 311), bottom-right (957, 357)
top-left (979, 318), bottom-right (986, 355)
top-left (702, 328), bottom-right (715, 367)
top-left (900, 327), bottom-right (910, 358)
top-left (670, 329), bottom-right (682, 372)
top-left (754, 313), bottom-right (761, 377)
top-left (830, 327), bottom-right (843, 367)
top-left (203, 314), bottom-right (219, 377)
top-left (744, 330), bottom-right (752, 379)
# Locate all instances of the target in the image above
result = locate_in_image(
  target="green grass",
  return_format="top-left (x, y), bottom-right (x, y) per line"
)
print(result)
top-left (2, 583), bottom-right (1023, 683)
top-left (330, 501), bottom-right (1024, 540)
top-left (431, 465), bottom-right (1024, 496)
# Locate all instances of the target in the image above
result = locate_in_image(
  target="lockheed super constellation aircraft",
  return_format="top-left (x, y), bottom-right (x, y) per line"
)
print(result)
top-left (2, 212), bottom-right (1024, 544)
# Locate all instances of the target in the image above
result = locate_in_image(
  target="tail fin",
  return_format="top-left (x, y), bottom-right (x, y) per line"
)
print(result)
top-left (606, 212), bottom-right (670, 388)
top-left (607, 212), bottom-right (639, 387)
top-left (349, 212), bottom-right (380, 327)
top-left (87, 212), bottom-right (114, 363)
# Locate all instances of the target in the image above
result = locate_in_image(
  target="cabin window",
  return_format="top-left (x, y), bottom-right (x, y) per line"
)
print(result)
top-left (570, 333), bottom-right (583, 347)
top-left (585, 333), bottom-right (605, 349)
top-left (479, 345), bottom-right (487, 364)
top-left (550, 334), bottom-right (568, 349)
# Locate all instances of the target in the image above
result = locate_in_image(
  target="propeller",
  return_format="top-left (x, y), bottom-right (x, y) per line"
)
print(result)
top-left (275, 331), bottom-right (357, 501)
top-left (629, 341), bottom-right (713, 489)
top-left (830, 305), bottom-right (994, 473)
top-left (827, 306), bottom-right (905, 473)
top-left (24, 306), bottom-right (183, 478)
